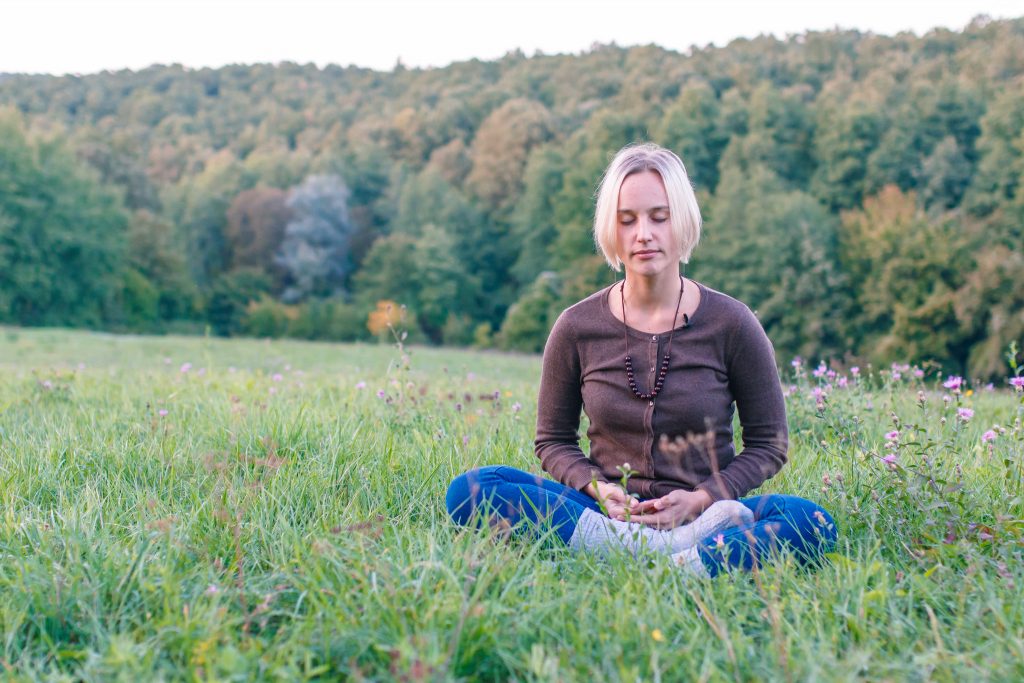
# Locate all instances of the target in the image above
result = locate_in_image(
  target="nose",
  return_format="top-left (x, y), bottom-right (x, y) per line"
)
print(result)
top-left (635, 216), bottom-right (654, 242)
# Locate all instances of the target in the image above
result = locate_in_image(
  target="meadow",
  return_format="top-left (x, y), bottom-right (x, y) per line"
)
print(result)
top-left (1, 326), bottom-right (1022, 681)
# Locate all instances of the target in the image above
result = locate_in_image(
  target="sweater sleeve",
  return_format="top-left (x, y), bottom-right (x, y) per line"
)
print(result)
top-left (697, 307), bottom-right (789, 501)
top-left (534, 310), bottom-right (608, 491)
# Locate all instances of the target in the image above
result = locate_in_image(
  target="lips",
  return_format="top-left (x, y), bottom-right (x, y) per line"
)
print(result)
top-left (633, 250), bottom-right (660, 257)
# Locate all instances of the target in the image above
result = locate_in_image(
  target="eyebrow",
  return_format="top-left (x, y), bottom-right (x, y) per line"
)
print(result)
top-left (617, 206), bottom-right (670, 213)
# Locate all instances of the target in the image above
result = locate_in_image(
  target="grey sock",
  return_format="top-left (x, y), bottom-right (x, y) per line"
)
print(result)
top-left (667, 500), bottom-right (753, 552)
top-left (567, 508), bottom-right (672, 558)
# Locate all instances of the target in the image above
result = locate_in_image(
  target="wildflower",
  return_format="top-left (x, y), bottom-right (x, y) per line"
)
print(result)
top-left (713, 533), bottom-right (726, 550)
top-left (885, 430), bottom-right (899, 440)
top-left (269, 387), bottom-right (278, 395)
top-left (826, 369), bottom-right (836, 380)
top-left (42, 380), bottom-right (53, 390)
top-left (355, 381), bottom-right (367, 390)
top-left (197, 367), bottom-right (206, 376)
top-left (913, 368), bottom-right (925, 378)
top-left (651, 628), bottom-right (665, 642)
top-left (891, 370), bottom-right (902, 381)
top-left (882, 454), bottom-right (897, 465)
top-left (512, 402), bottom-right (522, 412)
top-left (205, 584), bottom-right (220, 596)
top-left (462, 435), bottom-right (470, 446)
top-left (77, 362), bottom-right (86, 370)
top-left (982, 430), bottom-right (996, 443)
top-left (455, 402), bottom-right (463, 412)
top-left (272, 373), bottom-right (283, 382)
top-left (813, 363), bottom-right (827, 378)
top-left (788, 384), bottom-right (798, 395)
top-left (957, 407), bottom-right (974, 422)
top-left (158, 409), bottom-right (168, 417)
top-left (180, 362), bottom-right (192, 373)
top-left (850, 366), bottom-right (860, 376)
top-left (1010, 376), bottom-right (1024, 391)
top-left (163, 357), bottom-right (172, 365)
top-left (492, 390), bottom-right (501, 400)
top-left (377, 390), bottom-right (386, 399)
top-left (943, 375), bottom-right (963, 392)
top-left (791, 357), bottom-right (803, 368)
top-left (984, 383), bottom-right (994, 392)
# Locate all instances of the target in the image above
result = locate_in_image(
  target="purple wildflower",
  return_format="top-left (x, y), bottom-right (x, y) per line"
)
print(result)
top-left (180, 362), bottom-right (192, 373)
top-left (885, 430), bottom-right (899, 440)
top-left (1010, 376), bottom-right (1024, 391)
top-left (943, 375), bottom-right (963, 392)
top-left (272, 373), bottom-right (283, 382)
top-left (377, 390), bottom-right (386, 399)
top-left (355, 381), bottom-right (367, 390)
top-left (850, 366), bottom-right (860, 376)
top-left (982, 430), bottom-right (996, 443)
top-left (813, 363), bottom-right (827, 378)
top-left (882, 454), bottom-right (897, 465)
top-left (158, 409), bottom-right (168, 417)
top-left (957, 407), bottom-right (974, 422)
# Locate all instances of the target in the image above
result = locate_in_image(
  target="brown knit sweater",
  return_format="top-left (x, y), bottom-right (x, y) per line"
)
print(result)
top-left (534, 281), bottom-right (788, 501)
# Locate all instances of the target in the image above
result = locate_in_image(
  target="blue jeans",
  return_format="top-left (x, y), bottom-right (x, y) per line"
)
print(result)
top-left (445, 466), bottom-right (837, 577)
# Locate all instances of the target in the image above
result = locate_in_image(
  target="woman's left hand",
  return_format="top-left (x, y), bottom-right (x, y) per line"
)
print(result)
top-left (626, 489), bottom-right (714, 529)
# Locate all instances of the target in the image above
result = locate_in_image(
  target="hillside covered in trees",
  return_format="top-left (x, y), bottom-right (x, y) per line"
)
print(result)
top-left (1, 16), bottom-right (1023, 378)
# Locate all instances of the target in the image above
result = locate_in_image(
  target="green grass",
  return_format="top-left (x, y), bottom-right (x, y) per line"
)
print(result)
top-left (1, 326), bottom-right (1023, 681)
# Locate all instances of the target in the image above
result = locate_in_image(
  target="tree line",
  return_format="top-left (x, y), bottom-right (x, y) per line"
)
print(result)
top-left (1, 16), bottom-right (1022, 379)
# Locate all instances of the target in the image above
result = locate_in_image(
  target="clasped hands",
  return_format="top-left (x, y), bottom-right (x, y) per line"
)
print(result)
top-left (584, 481), bottom-right (713, 529)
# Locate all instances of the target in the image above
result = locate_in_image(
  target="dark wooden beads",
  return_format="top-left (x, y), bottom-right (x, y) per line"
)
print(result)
top-left (624, 353), bottom-right (671, 401)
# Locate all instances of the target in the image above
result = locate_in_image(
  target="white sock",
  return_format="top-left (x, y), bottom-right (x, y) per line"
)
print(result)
top-left (671, 545), bottom-right (710, 578)
top-left (567, 500), bottom-right (753, 559)
top-left (567, 508), bottom-right (672, 558)
top-left (667, 500), bottom-right (752, 552)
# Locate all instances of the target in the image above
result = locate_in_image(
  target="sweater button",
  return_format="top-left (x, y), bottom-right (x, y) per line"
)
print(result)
top-left (649, 400), bottom-right (654, 406)
top-left (652, 335), bottom-right (658, 341)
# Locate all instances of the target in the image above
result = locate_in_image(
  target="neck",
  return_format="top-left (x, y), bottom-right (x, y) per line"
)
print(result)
top-left (622, 268), bottom-right (682, 314)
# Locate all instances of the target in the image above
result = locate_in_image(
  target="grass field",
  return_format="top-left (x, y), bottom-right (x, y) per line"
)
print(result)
top-left (1, 326), bottom-right (1023, 681)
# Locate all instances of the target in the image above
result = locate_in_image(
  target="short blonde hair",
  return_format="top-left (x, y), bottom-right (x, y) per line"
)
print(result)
top-left (593, 143), bottom-right (702, 271)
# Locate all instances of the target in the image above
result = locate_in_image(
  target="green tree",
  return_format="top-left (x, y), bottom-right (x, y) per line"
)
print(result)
top-left (0, 109), bottom-right (130, 326)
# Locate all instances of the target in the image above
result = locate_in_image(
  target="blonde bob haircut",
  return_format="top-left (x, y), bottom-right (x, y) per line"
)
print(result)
top-left (593, 143), bottom-right (702, 271)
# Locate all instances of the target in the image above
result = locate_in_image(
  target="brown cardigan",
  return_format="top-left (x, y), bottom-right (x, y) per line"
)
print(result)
top-left (534, 281), bottom-right (788, 501)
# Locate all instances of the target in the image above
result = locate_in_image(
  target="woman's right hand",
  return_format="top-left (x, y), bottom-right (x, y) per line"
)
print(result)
top-left (584, 481), bottom-right (639, 520)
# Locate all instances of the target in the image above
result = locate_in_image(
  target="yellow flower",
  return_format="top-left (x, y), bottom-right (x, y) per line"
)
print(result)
top-left (651, 629), bottom-right (665, 642)
top-left (965, 389), bottom-right (974, 396)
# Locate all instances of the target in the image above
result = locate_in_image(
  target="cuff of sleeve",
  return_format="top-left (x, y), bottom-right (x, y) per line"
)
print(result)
top-left (696, 475), bottom-right (735, 502)
top-left (565, 466), bottom-right (609, 492)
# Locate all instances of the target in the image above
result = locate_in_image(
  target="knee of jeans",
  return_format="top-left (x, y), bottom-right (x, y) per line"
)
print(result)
top-left (804, 501), bottom-right (838, 550)
top-left (445, 467), bottom-right (497, 525)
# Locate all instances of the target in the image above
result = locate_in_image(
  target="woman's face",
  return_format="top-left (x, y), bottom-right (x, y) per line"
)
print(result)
top-left (615, 171), bottom-right (681, 276)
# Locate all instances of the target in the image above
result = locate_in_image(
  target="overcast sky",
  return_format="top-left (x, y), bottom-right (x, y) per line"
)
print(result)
top-left (3, 0), bottom-right (1022, 75)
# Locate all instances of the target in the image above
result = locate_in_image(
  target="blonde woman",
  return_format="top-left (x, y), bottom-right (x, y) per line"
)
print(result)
top-left (447, 143), bottom-right (836, 576)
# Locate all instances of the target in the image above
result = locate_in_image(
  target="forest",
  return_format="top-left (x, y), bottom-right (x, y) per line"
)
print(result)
top-left (1, 15), bottom-right (1022, 378)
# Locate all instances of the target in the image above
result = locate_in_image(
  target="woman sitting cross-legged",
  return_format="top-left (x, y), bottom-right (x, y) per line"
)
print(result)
top-left (446, 143), bottom-right (836, 576)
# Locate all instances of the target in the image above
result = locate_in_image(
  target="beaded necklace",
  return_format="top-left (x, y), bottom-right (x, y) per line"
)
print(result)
top-left (621, 275), bottom-right (685, 402)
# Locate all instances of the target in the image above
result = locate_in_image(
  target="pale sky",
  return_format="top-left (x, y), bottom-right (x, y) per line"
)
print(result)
top-left (3, 0), bottom-right (1022, 75)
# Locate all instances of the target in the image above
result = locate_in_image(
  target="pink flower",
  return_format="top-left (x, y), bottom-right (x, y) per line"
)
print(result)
top-left (462, 435), bottom-right (470, 446)
top-left (913, 368), bottom-right (925, 378)
top-left (885, 430), bottom-right (899, 440)
top-left (269, 386), bottom-right (278, 395)
top-left (791, 357), bottom-right (803, 368)
top-left (512, 402), bottom-right (522, 412)
top-left (891, 370), bottom-right (902, 381)
top-left (42, 380), bottom-right (53, 390)
top-left (272, 373), bottom-right (283, 382)
top-left (882, 454), bottom-right (897, 465)
top-left (837, 376), bottom-right (848, 388)
top-left (205, 584), bottom-right (220, 596)
top-left (943, 375), bottom-right (963, 392)
top-left (813, 363), bottom-right (827, 378)
top-left (377, 390), bottom-right (386, 399)
top-left (850, 366), bottom-right (860, 376)
top-left (158, 409), bottom-right (168, 417)
top-left (355, 381), bottom-right (367, 390)
top-left (957, 407), bottom-right (974, 422)
top-left (713, 533), bottom-right (726, 549)
top-left (1010, 376), bottom-right (1024, 391)
top-left (982, 430), bottom-right (996, 443)
top-left (180, 362), bottom-right (192, 373)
